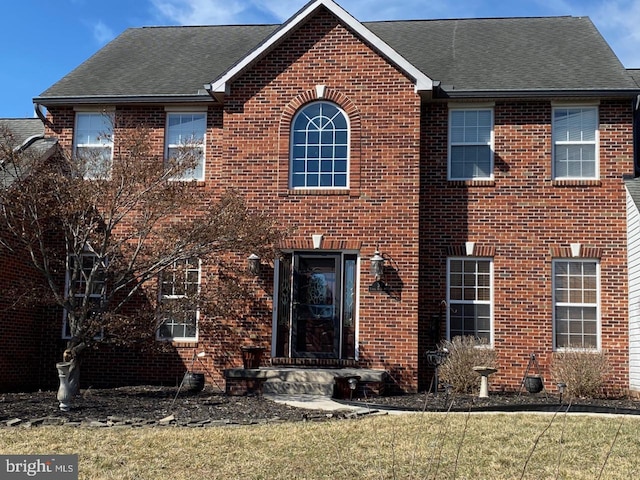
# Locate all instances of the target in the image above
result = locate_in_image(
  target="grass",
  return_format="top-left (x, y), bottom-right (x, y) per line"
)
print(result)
top-left (1, 412), bottom-right (640, 479)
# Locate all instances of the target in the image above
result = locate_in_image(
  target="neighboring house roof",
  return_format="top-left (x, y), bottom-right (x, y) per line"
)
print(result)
top-left (626, 177), bottom-right (640, 211)
top-left (0, 118), bottom-right (58, 188)
top-left (35, 1), bottom-right (639, 106)
top-left (0, 118), bottom-right (57, 156)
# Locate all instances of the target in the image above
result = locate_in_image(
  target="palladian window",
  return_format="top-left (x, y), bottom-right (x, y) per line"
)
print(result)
top-left (290, 101), bottom-right (349, 189)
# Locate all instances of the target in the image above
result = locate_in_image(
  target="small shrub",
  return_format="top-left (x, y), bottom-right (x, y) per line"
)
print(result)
top-left (551, 349), bottom-right (610, 399)
top-left (437, 336), bottom-right (497, 394)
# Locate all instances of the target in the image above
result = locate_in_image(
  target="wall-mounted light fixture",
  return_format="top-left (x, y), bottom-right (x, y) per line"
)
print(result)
top-left (369, 249), bottom-right (387, 292)
top-left (247, 254), bottom-right (261, 275)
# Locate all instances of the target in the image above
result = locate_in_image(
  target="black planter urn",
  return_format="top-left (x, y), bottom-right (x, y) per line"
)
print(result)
top-left (524, 375), bottom-right (544, 394)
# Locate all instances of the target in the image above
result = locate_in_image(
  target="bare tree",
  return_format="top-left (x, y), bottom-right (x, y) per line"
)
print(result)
top-left (0, 119), bottom-right (284, 400)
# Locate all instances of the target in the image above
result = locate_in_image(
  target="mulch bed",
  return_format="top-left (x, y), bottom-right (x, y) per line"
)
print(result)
top-left (2, 386), bottom-right (639, 428)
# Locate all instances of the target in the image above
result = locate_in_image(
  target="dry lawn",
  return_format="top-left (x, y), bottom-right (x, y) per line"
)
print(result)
top-left (1, 412), bottom-right (639, 479)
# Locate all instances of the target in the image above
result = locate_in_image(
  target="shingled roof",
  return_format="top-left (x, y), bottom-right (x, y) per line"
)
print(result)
top-left (35, 6), bottom-right (638, 106)
top-left (0, 118), bottom-right (57, 155)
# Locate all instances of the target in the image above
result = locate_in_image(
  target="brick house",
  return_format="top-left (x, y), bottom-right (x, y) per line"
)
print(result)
top-left (4, 0), bottom-right (639, 394)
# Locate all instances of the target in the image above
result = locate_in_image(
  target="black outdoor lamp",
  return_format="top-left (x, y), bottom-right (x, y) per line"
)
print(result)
top-left (369, 249), bottom-right (387, 292)
top-left (557, 382), bottom-right (567, 403)
top-left (247, 254), bottom-right (261, 276)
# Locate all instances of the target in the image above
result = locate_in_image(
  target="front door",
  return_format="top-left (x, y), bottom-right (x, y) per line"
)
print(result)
top-left (275, 252), bottom-right (357, 360)
top-left (293, 254), bottom-right (339, 357)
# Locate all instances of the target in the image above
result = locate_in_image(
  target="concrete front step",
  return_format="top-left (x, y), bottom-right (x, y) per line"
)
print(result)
top-left (263, 379), bottom-right (334, 396)
top-left (224, 367), bottom-right (389, 397)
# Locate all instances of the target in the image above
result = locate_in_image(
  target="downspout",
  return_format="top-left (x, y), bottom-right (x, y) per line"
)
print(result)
top-left (34, 102), bottom-right (51, 127)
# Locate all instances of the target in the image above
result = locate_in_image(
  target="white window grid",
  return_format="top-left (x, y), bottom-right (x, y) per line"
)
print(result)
top-left (552, 106), bottom-right (599, 180)
top-left (74, 112), bottom-right (114, 180)
top-left (290, 101), bottom-right (349, 189)
top-left (553, 259), bottom-right (600, 350)
top-left (62, 251), bottom-right (107, 339)
top-left (446, 257), bottom-right (493, 344)
top-left (158, 258), bottom-right (201, 341)
top-left (448, 108), bottom-right (494, 181)
top-left (165, 112), bottom-right (206, 181)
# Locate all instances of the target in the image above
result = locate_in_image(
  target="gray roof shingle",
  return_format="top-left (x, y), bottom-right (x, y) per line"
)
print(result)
top-left (366, 17), bottom-right (637, 95)
top-left (626, 176), bottom-right (640, 211)
top-left (0, 118), bottom-right (45, 149)
top-left (38, 24), bottom-right (278, 100)
top-left (0, 119), bottom-right (58, 186)
top-left (36, 15), bottom-right (638, 104)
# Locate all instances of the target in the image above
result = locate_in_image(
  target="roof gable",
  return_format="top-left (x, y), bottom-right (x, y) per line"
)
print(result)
top-left (205, 0), bottom-right (433, 102)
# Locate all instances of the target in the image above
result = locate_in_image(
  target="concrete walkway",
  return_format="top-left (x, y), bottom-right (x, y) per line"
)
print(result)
top-left (265, 393), bottom-right (409, 415)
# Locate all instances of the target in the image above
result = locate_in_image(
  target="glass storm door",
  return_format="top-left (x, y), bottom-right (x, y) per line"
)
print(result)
top-left (275, 253), bottom-right (356, 359)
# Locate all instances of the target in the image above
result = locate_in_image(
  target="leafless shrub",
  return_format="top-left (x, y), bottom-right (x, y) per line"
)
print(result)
top-left (438, 336), bottom-right (497, 394)
top-left (551, 349), bottom-right (610, 399)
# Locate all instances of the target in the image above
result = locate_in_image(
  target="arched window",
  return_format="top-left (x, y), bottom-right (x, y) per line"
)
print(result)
top-left (290, 101), bottom-right (349, 188)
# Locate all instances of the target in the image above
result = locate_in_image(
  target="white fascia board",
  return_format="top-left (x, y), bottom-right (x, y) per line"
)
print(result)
top-left (207, 0), bottom-right (433, 98)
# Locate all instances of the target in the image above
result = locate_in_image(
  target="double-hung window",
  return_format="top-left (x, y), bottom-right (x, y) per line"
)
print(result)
top-left (553, 260), bottom-right (600, 349)
top-left (74, 112), bottom-right (113, 179)
top-left (552, 106), bottom-right (598, 179)
top-left (447, 258), bottom-right (493, 343)
top-left (290, 101), bottom-right (349, 189)
top-left (63, 251), bottom-right (107, 339)
top-left (448, 108), bottom-right (494, 180)
top-left (158, 258), bottom-right (200, 341)
top-left (165, 112), bottom-right (206, 181)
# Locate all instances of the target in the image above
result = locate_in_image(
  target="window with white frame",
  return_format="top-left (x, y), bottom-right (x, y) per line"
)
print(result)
top-left (552, 106), bottom-right (598, 179)
top-left (447, 258), bottom-right (493, 343)
top-left (290, 101), bottom-right (349, 189)
top-left (74, 112), bottom-right (113, 179)
top-left (158, 258), bottom-right (200, 341)
top-left (448, 108), bottom-right (494, 180)
top-left (62, 251), bottom-right (107, 339)
top-left (165, 112), bottom-right (206, 181)
top-left (553, 259), bottom-right (599, 349)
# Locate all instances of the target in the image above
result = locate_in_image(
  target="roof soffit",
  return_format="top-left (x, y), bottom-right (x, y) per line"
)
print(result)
top-left (205, 0), bottom-right (433, 102)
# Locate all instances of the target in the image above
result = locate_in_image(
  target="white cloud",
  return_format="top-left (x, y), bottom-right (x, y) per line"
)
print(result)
top-left (93, 21), bottom-right (116, 44)
top-left (150, 0), bottom-right (248, 25)
top-left (149, 0), bottom-right (464, 25)
top-left (590, 0), bottom-right (640, 67)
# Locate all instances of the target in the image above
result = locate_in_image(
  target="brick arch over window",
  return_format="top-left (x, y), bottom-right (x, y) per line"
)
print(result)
top-left (278, 88), bottom-right (361, 197)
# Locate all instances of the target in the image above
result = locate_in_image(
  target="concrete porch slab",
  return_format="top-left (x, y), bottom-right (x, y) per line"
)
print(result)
top-left (224, 367), bottom-right (389, 397)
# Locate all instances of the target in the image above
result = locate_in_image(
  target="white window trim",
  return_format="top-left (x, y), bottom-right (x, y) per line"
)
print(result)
top-left (165, 111), bottom-right (207, 182)
top-left (552, 258), bottom-right (601, 351)
top-left (157, 258), bottom-right (201, 342)
top-left (448, 105), bottom-right (495, 181)
top-left (289, 101), bottom-right (351, 190)
top-left (446, 256), bottom-right (494, 346)
top-left (551, 104), bottom-right (599, 181)
top-left (74, 111), bottom-right (114, 180)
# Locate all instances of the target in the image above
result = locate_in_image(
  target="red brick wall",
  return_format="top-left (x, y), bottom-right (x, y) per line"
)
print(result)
top-left (220, 9), bottom-right (422, 389)
top-left (420, 99), bottom-right (633, 393)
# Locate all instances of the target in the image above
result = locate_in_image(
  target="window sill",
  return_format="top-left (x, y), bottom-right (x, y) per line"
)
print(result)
top-left (280, 188), bottom-right (352, 197)
top-left (157, 339), bottom-right (199, 347)
top-left (448, 180), bottom-right (495, 187)
top-left (552, 179), bottom-right (601, 187)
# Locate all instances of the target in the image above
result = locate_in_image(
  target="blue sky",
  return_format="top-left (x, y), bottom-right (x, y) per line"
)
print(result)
top-left (1, 0), bottom-right (640, 118)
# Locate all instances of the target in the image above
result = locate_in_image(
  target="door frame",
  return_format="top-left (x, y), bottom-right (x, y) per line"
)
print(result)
top-left (271, 250), bottom-right (360, 360)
